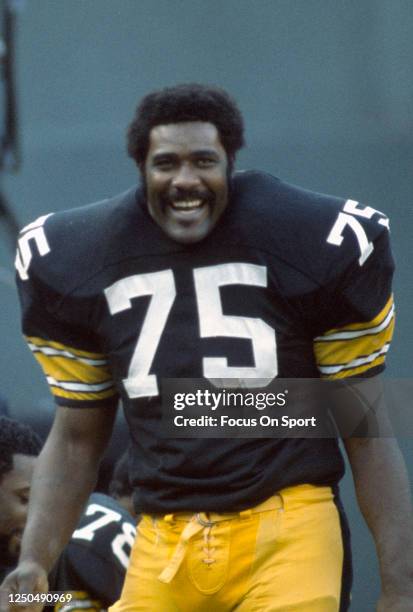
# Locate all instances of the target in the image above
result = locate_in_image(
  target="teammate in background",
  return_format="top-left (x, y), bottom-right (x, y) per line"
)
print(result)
top-left (0, 415), bottom-right (135, 610)
top-left (0, 417), bottom-right (41, 582)
top-left (48, 491), bottom-right (136, 612)
top-left (2, 84), bottom-right (413, 611)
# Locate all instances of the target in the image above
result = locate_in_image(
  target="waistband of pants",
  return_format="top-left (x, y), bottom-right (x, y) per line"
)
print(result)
top-left (146, 484), bottom-right (334, 527)
top-left (161, 492), bottom-right (283, 527)
top-left (150, 484), bottom-right (333, 584)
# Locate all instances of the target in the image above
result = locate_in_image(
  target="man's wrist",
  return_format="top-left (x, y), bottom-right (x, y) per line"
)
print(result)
top-left (17, 553), bottom-right (52, 575)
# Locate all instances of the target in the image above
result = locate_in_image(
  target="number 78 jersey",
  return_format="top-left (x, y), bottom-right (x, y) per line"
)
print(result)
top-left (15, 171), bottom-right (395, 510)
top-left (48, 493), bottom-right (136, 610)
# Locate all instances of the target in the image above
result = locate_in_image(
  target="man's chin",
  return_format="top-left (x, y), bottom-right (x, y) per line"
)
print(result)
top-left (165, 221), bottom-right (212, 244)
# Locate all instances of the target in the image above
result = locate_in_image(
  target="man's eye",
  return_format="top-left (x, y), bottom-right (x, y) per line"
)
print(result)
top-left (154, 159), bottom-right (174, 170)
top-left (196, 158), bottom-right (216, 168)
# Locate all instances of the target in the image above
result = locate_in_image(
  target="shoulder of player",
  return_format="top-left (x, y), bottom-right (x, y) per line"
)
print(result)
top-left (37, 186), bottom-right (138, 256)
top-left (67, 492), bottom-right (135, 553)
top-left (15, 186), bottom-right (139, 292)
top-left (50, 493), bottom-right (134, 597)
top-left (80, 492), bottom-right (135, 526)
top-left (230, 170), bottom-right (390, 283)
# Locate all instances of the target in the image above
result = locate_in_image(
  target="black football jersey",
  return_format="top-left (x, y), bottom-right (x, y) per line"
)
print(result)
top-left (16, 171), bottom-right (395, 512)
top-left (48, 493), bottom-right (136, 611)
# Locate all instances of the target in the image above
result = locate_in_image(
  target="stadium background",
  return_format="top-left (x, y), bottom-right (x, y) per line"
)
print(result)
top-left (0, 1), bottom-right (412, 609)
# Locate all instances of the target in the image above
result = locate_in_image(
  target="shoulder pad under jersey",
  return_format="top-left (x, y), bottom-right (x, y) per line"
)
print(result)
top-left (230, 171), bottom-right (391, 287)
top-left (15, 187), bottom-right (138, 304)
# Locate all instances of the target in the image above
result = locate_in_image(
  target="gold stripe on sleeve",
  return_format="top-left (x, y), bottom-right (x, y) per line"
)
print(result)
top-left (25, 335), bottom-right (117, 402)
top-left (314, 296), bottom-right (395, 379)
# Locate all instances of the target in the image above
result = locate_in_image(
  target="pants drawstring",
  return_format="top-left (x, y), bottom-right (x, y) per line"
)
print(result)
top-left (158, 517), bottom-right (205, 583)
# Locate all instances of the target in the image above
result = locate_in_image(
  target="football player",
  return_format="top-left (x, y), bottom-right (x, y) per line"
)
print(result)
top-left (1, 84), bottom-right (412, 611)
top-left (0, 417), bottom-right (41, 582)
top-left (0, 417), bottom-right (135, 610)
top-left (47, 491), bottom-right (136, 612)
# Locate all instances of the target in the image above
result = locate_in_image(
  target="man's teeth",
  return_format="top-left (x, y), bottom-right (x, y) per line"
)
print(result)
top-left (172, 199), bottom-right (203, 210)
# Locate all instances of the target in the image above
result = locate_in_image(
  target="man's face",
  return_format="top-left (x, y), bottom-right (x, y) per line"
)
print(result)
top-left (0, 454), bottom-right (36, 564)
top-left (144, 121), bottom-right (229, 244)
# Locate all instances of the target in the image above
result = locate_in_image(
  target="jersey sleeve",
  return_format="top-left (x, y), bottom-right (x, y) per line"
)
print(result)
top-left (313, 219), bottom-right (395, 379)
top-left (15, 215), bottom-right (119, 408)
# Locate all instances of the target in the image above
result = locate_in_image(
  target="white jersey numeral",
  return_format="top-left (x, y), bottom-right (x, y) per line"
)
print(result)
top-left (15, 214), bottom-right (53, 280)
top-left (105, 263), bottom-right (278, 398)
top-left (327, 212), bottom-right (374, 266)
top-left (72, 503), bottom-right (136, 569)
top-left (111, 522), bottom-right (136, 570)
top-left (105, 270), bottom-right (176, 398)
top-left (72, 503), bottom-right (122, 541)
top-left (327, 199), bottom-right (389, 266)
top-left (194, 263), bottom-right (278, 386)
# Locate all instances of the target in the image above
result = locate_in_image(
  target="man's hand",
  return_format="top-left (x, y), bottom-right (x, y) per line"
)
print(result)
top-left (377, 592), bottom-right (413, 612)
top-left (0, 562), bottom-right (48, 612)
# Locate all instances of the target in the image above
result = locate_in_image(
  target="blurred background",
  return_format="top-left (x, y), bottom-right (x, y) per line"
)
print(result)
top-left (0, 1), bottom-right (412, 608)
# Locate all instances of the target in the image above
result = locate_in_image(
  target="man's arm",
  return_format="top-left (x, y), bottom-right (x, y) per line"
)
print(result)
top-left (0, 404), bottom-right (117, 610)
top-left (344, 432), bottom-right (413, 611)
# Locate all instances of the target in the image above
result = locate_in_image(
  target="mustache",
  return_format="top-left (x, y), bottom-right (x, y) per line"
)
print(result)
top-left (166, 187), bottom-right (213, 202)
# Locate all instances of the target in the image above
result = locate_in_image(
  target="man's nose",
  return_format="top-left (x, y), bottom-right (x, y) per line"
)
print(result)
top-left (171, 163), bottom-right (201, 190)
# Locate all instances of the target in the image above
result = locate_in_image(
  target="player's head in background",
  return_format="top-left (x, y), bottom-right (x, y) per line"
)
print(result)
top-left (108, 450), bottom-right (138, 520)
top-left (127, 83), bottom-right (245, 244)
top-left (0, 417), bottom-right (42, 564)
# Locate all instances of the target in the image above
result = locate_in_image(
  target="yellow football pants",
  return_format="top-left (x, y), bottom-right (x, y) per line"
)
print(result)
top-left (110, 484), bottom-right (350, 611)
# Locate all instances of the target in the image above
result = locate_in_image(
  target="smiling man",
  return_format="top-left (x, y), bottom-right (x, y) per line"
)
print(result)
top-left (143, 121), bottom-right (229, 244)
top-left (2, 84), bottom-right (413, 611)
top-left (0, 417), bottom-right (41, 581)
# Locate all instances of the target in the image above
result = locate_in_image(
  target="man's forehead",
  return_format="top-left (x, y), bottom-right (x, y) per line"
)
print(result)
top-left (148, 121), bottom-right (223, 151)
top-left (1, 454), bottom-right (36, 489)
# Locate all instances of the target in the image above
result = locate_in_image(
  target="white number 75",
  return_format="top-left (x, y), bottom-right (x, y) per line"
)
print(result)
top-left (327, 199), bottom-right (389, 266)
top-left (105, 263), bottom-right (278, 398)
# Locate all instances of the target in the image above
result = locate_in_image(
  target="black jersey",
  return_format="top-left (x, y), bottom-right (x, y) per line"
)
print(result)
top-left (16, 171), bottom-right (395, 513)
top-left (48, 493), bottom-right (136, 611)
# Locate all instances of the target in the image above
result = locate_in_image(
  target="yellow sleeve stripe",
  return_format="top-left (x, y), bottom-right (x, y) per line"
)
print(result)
top-left (318, 343), bottom-right (390, 377)
top-left (54, 590), bottom-right (103, 612)
top-left (28, 342), bottom-right (107, 366)
top-left (315, 295), bottom-right (394, 337)
top-left (26, 335), bottom-right (106, 360)
top-left (320, 354), bottom-right (387, 379)
top-left (46, 376), bottom-right (114, 393)
top-left (314, 299), bottom-right (395, 379)
top-left (33, 353), bottom-right (112, 384)
top-left (25, 336), bottom-right (117, 402)
top-left (314, 317), bottom-right (394, 369)
top-left (51, 386), bottom-right (117, 401)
